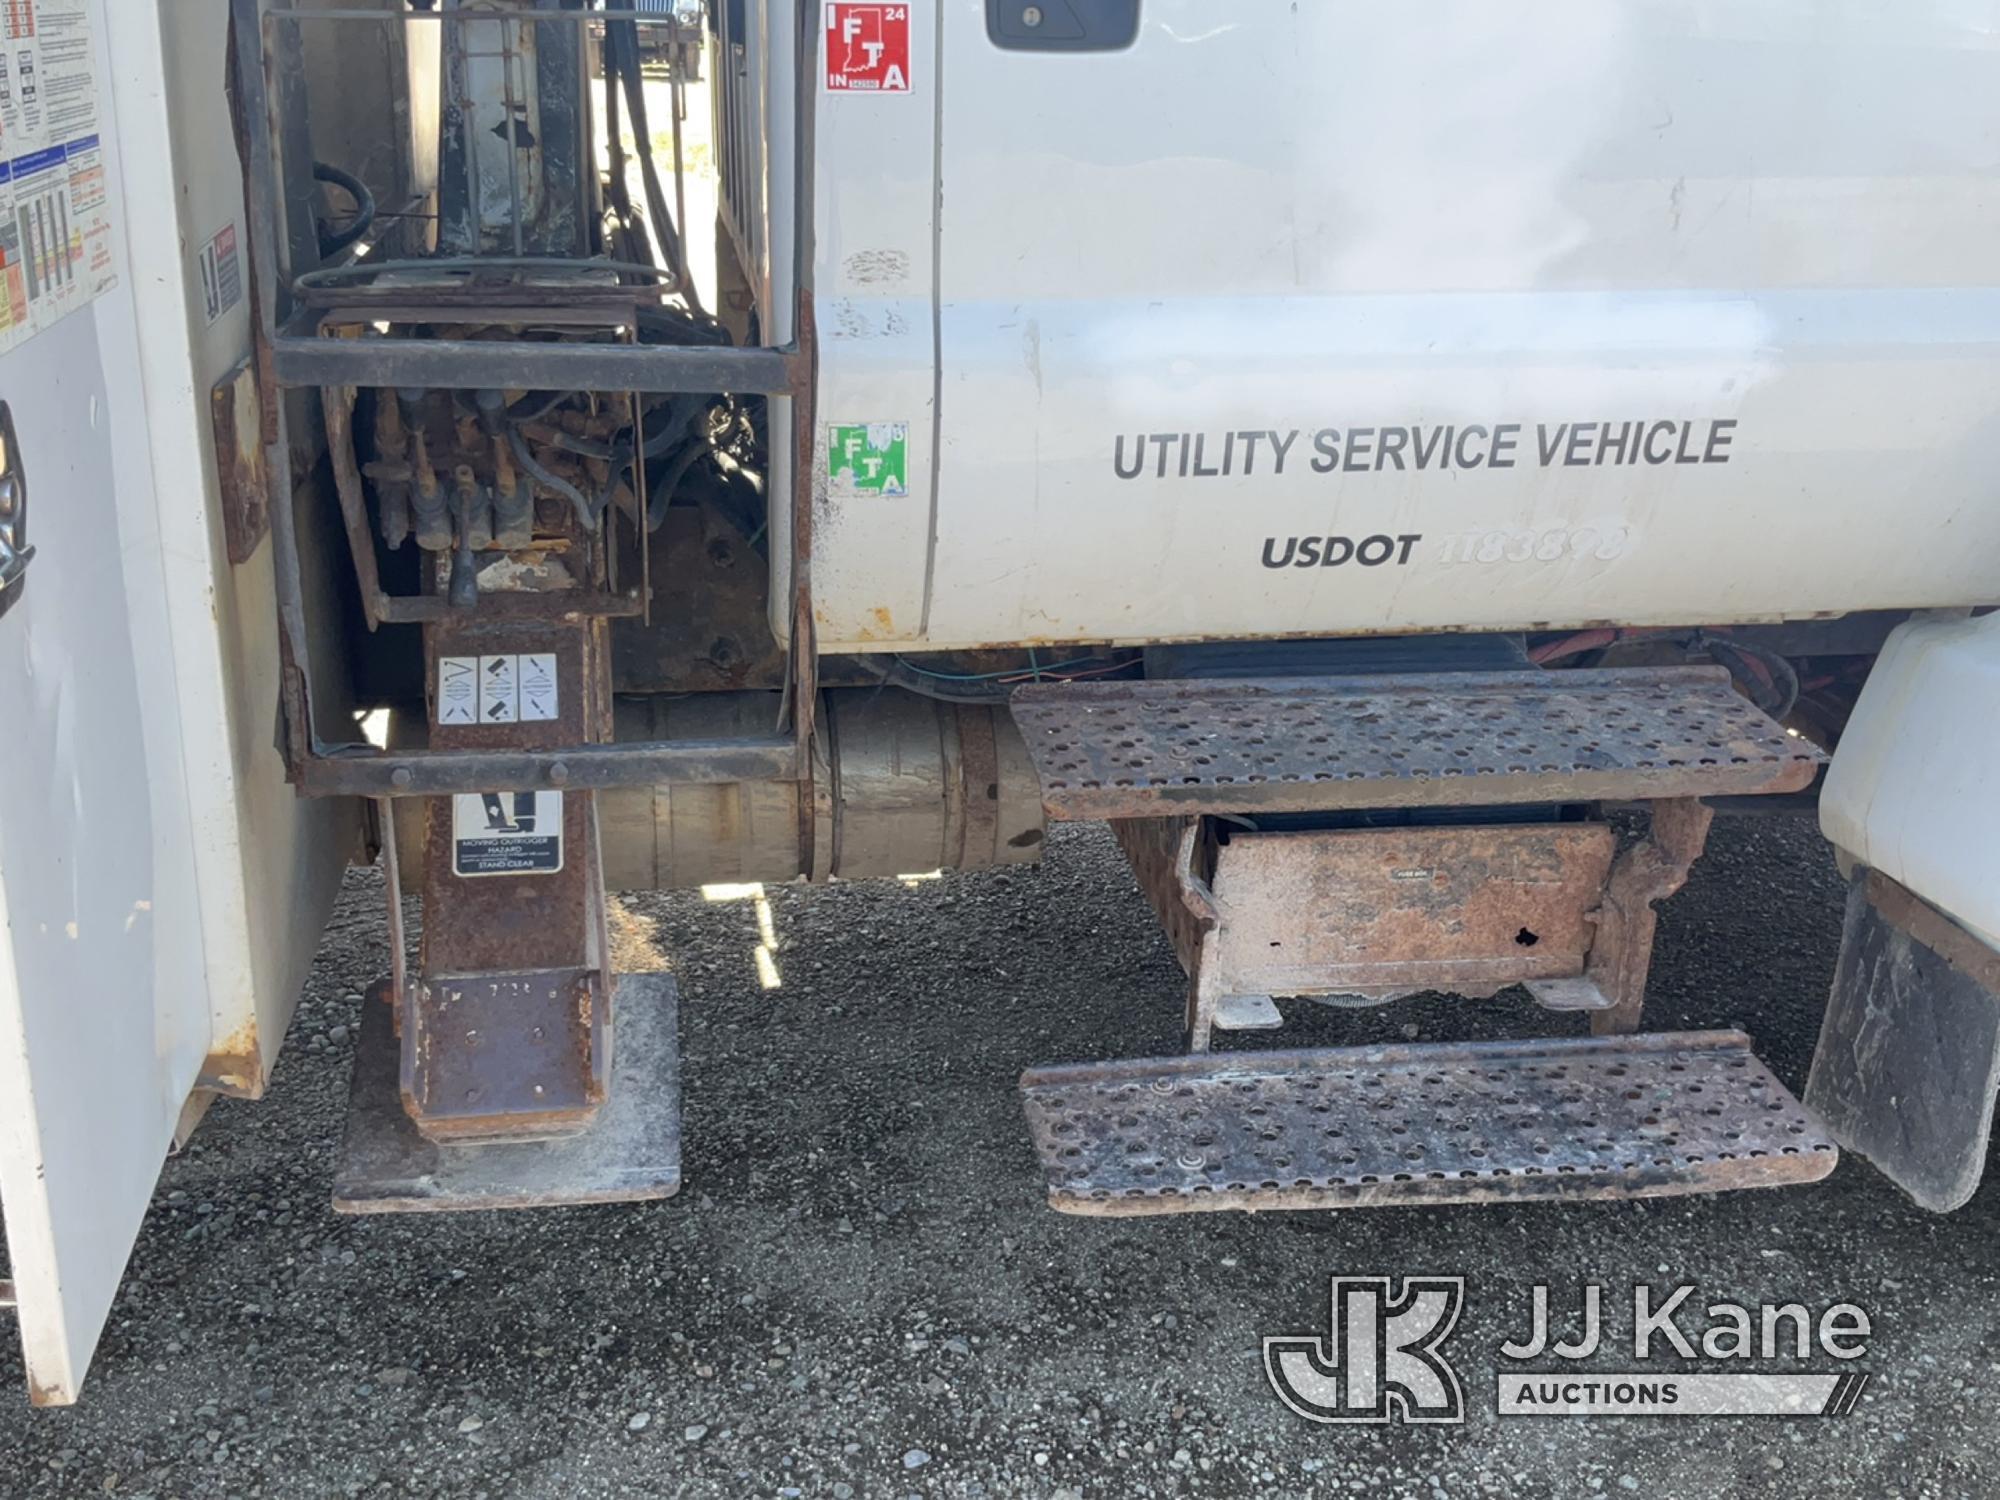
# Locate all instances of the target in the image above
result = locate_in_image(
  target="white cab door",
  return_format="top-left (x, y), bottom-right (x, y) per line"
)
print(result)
top-left (808, 0), bottom-right (2000, 649)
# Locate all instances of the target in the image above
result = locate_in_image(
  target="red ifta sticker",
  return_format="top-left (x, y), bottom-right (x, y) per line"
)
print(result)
top-left (824, 3), bottom-right (911, 93)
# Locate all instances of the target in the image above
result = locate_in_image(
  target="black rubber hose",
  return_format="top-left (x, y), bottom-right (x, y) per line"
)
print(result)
top-left (1705, 636), bottom-right (1802, 720)
top-left (605, 18), bottom-right (702, 314)
top-left (312, 161), bottom-right (376, 260)
top-left (507, 389), bottom-right (577, 424)
top-left (645, 435), bottom-right (717, 530)
top-left (508, 427), bottom-right (597, 529)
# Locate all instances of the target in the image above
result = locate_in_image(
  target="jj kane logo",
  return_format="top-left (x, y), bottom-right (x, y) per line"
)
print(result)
top-left (1264, 1277), bottom-right (1466, 1424)
top-left (1267, 1278), bottom-right (1871, 1425)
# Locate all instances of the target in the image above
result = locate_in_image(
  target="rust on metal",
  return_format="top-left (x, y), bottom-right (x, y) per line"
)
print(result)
top-left (1112, 817), bottom-right (1225, 1046)
top-left (1116, 812), bottom-right (1701, 1049)
top-left (335, 974), bottom-right (682, 1213)
top-left (611, 506), bottom-right (788, 691)
top-left (196, 1020), bottom-right (268, 1101)
top-left (321, 377), bottom-right (391, 630)
top-left (402, 969), bottom-right (604, 1142)
top-left (210, 355), bottom-right (270, 564)
top-left (298, 735), bottom-right (800, 799)
top-left (1113, 817), bottom-right (1216, 978)
top-left (1013, 667), bottom-right (1824, 821)
top-left (951, 702), bottom-right (1003, 869)
top-left (1019, 1030), bottom-right (1838, 1216)
top-left (407, 613), bottom-right (614, 1143)
top-left (378, 796), bottom-right (408, 1018)
top-left (377, 589), bottom-right (646, 625)
top-left (1588, 797), bottom-right (1715, 1035)
top-left (1207, 822), bottom-right (1616, 1001)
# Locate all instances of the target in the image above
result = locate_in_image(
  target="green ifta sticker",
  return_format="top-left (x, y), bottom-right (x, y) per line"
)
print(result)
top-left (827, 422), bottom-right (909, 497)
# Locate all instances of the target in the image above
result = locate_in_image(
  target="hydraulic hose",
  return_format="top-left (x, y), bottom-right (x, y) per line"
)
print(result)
top-left (312, 160), bottom-right (376, 260)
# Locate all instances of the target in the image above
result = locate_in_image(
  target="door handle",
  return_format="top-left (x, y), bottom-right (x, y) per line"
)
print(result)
top-left (0, 401), bottom-right (32, 618)
top-left (987, 0), bottom-right (1140, 52)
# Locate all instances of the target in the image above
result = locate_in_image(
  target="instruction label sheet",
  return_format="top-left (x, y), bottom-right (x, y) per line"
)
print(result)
top-left (0, 0), bottom-right (116, 352)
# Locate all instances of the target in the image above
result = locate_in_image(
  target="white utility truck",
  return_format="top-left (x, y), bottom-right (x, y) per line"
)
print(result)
top-left (0, 0), bottom-right (1995, 1402)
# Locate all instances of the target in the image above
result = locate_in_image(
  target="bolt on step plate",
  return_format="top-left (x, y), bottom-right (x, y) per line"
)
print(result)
top-left (1019, 1030), bottom-right (1837, 1215)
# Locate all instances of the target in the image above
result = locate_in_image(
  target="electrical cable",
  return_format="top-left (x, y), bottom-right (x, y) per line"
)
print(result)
top-left (507, 389), bottom-right (577, 424)
top-left (843, 653), bottom-right (1139, 703)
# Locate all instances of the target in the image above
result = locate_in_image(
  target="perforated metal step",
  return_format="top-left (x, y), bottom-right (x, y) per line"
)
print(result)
top-left (1020, 1031), bottom-right (1837, 1215)
top-left (1011, 666), bottom-right (1821, 820)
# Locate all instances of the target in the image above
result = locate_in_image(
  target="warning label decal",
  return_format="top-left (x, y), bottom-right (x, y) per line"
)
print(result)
top-left (197, 222), bottom-right (241, 325)
top-left (479, 654), bottom-right (518, 724)
top-left (824, 4), bottom-right (910, 93)
top-left (518, 653), bottom-right (558, 721)
top-left (453, 791), bottom-right (564, 877)
top-left (0, 0), bottom-right (116, 354)
top-left (437, 653), bottom-right (561, 726)
top-left (437, 656), bottom-right (477, 725)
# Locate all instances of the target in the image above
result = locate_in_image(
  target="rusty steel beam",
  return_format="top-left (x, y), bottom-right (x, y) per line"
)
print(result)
top-left (273, 334), bottom-right (802, 396)
top-left (1587, 797), bottom-right (1716, 1036)
top-left (301, 736), bottom-right (799, 798)
top-left (406, 614), bottom-right (614, 1144)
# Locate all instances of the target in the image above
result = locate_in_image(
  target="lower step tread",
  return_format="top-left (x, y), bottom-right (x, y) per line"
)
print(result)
top-left (1020, 1030), bottom-right (1836, 1215)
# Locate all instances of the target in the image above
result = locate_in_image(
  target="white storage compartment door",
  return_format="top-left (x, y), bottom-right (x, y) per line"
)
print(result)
top-left (0, 0), bottom-right (210, 1405)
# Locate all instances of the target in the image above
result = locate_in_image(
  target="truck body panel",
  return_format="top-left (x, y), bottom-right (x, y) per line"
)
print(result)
top-left (810, 0), bottom-right (2000, 648)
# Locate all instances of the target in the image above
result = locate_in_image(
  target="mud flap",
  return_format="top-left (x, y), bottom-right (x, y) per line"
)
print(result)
top-left (1805, 871), bottom-right (2000, 1213)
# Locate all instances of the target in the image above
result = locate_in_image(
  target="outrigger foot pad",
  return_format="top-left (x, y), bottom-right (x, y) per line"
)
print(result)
top-left (333, 974), bottom-right (682, 1214)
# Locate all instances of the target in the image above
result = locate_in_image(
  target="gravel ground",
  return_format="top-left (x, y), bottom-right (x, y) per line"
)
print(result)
top-left (0, 814), bottom-right (1992, 1499)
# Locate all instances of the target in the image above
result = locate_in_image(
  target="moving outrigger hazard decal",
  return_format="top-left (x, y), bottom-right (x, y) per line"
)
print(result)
top-left (452, 792), bottom-right (564, 877)
top-left (823, 4), bottom-right (910, 93)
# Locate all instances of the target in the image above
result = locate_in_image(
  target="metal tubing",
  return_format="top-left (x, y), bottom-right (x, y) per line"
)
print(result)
top-left (373, 589), bottom-right (645, 625)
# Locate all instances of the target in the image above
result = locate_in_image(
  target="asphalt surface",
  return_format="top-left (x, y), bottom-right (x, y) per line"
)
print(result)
top-left (0, 813), bottom-right (1992, 1498)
